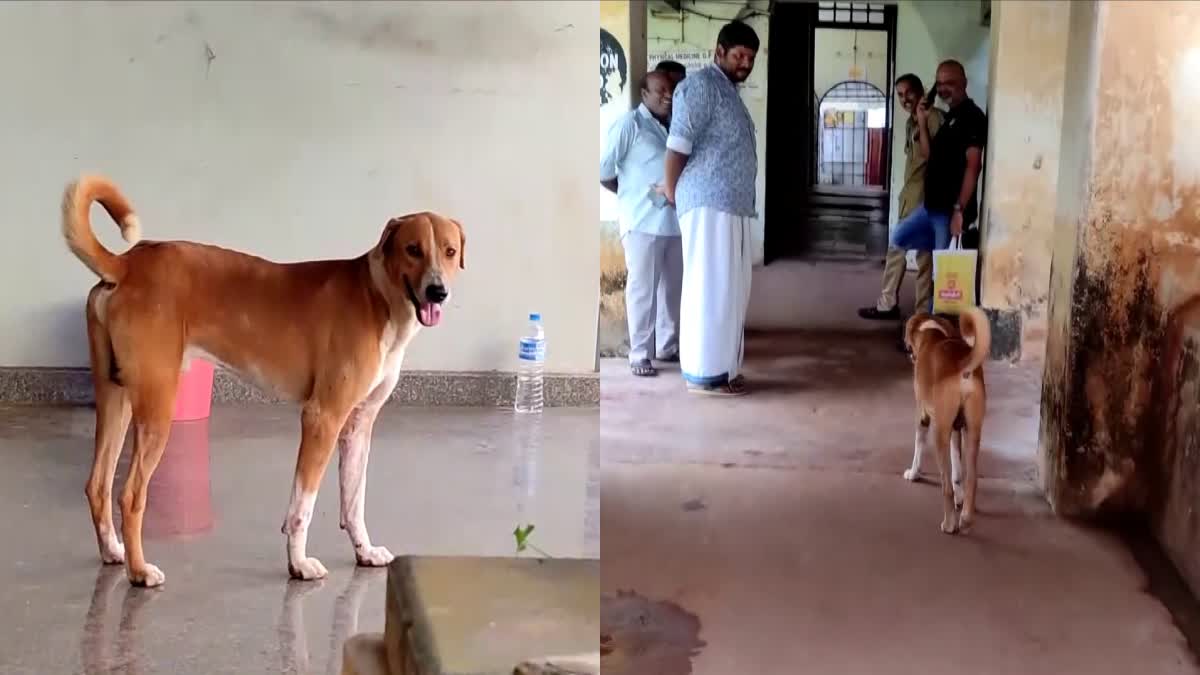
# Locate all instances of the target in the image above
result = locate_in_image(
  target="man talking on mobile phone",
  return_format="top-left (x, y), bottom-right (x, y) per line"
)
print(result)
top-left (887, 59), bottom-right (987, 311)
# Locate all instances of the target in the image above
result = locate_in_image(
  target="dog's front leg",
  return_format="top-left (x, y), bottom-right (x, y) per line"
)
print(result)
top-left (282, 404), bottom-right (350, 580)
top-left (338, 392), bottom-right (395, 567)
top-left (904, 415), bottom-right (929, 481)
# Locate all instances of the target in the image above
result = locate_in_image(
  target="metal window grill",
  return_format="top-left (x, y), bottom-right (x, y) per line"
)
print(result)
top-left (817, 1), bottom-right (886, 26)
top-left (816, 80), bottom-right (887, 186)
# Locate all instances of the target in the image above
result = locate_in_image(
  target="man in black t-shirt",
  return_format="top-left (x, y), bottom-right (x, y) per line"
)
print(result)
top-left (888, 59), bottom-right (987, 311)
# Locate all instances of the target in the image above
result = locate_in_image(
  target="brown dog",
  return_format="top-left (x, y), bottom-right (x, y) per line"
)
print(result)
top-left (902, 306), bottom-right (990, 534)
top-left (63, 175), bottom-right (465, 587)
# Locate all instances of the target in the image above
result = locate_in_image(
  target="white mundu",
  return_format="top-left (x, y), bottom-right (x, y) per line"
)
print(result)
top-left (678, 206), bottom-right (753, 386)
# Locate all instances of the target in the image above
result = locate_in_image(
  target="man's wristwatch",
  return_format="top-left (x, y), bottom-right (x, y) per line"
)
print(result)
top-left (952, 203), bottom-right (962, 213)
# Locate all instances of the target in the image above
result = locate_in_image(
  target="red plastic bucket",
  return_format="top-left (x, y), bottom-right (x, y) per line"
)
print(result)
top-left (173, 358), bottom-right (215, 422)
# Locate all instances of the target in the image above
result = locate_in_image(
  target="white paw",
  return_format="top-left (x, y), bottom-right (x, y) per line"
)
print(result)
top-left (953, 484), bottom-right (964, 508)
top-left (355, 545), bottom-right (395, 567)
top-left (940, 515), bottom-right (959, 535)
top-left (959, 512), bottom-right (975, 534)
top-left (289, 557), bottom-right (329, 581)
top-left (100, 541), bottom-right (125, 565)
top-left (128, 563), bottom-right (165, 587)
top-left (903, 469), bottom-right (920, 482)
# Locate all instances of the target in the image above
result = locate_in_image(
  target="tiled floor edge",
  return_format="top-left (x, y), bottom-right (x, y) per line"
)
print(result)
top-left (0, 368), bottom-right (599, 408)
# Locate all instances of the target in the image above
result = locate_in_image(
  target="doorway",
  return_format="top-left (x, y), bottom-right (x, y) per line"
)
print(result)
top-left (764, 2), bottom-right (897, 263)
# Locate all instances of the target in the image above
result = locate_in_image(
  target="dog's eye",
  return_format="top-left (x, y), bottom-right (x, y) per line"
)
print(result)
top-left (446, 248), bottom-right (457, 258)
top-left (405, 244), bottom-right (423, 258)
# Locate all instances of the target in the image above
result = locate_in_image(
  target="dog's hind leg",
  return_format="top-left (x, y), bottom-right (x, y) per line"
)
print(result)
top-left (904, 412), bottom-right (929, 481)
top-left (950, 431), bottom-right (964, 508)
top-left (120, 368), bottom-right (180, 587)
top-left (959, 416), bottom-right (984, 533)
top-left (950, 409), bottom-right (966, 508)
top-left (933, 419), bottom-right (959, 534)
top-left (107, 308), bottom-right (184, 587)
top-left (84, 288), bottom-right (132, 565)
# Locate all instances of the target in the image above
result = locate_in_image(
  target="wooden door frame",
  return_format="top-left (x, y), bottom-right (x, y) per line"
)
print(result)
top-left (764, 3), bottom-right (899, 264)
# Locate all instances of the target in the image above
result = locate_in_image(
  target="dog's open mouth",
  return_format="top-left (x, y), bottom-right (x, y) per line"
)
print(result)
top-left (405, 277), bottom-right (443, 327)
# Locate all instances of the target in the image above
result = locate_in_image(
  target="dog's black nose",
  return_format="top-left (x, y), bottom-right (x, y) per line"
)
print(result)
top-left (424, 284), bottom-right (448, 303)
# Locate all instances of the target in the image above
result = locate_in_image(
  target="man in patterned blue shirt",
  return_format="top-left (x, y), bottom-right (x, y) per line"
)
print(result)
top-left (601, 70), bottom-right (682, 377)
top-left (661, 21), bottom-right (759, 397)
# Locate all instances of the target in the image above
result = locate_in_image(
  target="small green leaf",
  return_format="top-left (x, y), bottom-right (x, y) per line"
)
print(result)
top-left (513, 524), bottom-right (535, 552)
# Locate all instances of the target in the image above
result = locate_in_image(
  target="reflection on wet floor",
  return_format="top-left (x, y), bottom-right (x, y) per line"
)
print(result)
top-left (0, 404), bottom-right (597, 674)
top-left (80, 563), bottom-right (383, 675)
top-left (143, 421), bottom-right (214, 539)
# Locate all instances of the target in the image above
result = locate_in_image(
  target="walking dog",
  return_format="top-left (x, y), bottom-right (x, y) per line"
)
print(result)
top-left (902, 307), bottom-right (990, 535)
top-left (64, 175), bottom-right (465, 587)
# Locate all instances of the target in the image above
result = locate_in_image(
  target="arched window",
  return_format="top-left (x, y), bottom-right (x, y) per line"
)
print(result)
top-left (816, 80), bottom-right (888, 187)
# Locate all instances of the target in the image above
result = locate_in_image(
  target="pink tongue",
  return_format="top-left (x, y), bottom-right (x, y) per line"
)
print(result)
top-left (420, 302), bottom-right (442, 326)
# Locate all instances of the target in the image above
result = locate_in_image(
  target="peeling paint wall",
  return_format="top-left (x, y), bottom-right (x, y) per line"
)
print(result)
top-left (0, 1), bottom-right (600, 373)
top-left (978, 1), bottom-right (1070, 361)
top-left (1040, 0), bottom-right (1200, 597)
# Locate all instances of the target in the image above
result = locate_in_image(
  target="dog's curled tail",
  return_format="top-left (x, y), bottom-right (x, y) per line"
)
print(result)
top-left (957, 306), bottom-right (991, 375)
top-left (61, 175), bottom-right (142, 283)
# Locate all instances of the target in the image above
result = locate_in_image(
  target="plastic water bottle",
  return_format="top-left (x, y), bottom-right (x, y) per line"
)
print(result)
top-left (515, 313), bottom-right (546, 413)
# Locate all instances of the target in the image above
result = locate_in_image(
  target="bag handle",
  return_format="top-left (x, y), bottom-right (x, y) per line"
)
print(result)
top-left (947, 236), bottom-right (962, 251)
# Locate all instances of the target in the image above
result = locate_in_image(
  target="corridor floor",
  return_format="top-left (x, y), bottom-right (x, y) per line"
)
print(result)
top-left (601, 331), bottom-right (1197, 674)
top-left (0, 404), bottom-right (598, 674)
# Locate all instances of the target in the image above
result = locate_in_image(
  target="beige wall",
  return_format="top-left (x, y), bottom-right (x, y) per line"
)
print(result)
top-left (0, 1), bottom-right (599, 373)
top-left (814, 28), bottom-right (889, 98)
top-left (978, 1), bottom-right (1070, 358)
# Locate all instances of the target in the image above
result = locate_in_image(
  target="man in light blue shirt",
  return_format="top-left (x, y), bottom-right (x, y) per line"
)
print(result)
top-left (601, 70), bottom-right (682, 377)
top-left (662, 21), bottom-right (759, 396)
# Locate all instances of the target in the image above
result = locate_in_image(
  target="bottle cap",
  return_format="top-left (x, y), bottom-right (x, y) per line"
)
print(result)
top-left (529, 313), bottom-right (541, 321)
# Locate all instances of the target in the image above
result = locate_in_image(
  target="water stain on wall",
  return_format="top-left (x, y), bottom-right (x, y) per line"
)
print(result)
top-left (601, 589), bottom-right (706, 675)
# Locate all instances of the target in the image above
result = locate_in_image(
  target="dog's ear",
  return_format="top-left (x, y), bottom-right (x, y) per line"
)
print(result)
top-left (451, 219), bottom-right (465, 269)
top-left (379, 217), bottom-right (404, 255)
top-left (904, 312), bottom-right (927, 350)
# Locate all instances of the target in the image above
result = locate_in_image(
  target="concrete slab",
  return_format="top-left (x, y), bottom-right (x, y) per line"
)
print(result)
top-left (384, 556), bottom-right (598, 674)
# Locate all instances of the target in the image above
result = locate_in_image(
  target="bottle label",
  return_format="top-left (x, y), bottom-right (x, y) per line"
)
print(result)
top-left (519, 338), bottom-right (545, 362)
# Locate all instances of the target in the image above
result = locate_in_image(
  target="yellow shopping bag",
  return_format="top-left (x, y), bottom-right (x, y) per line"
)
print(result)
top-left (932, 237), bottom-right (978, 315)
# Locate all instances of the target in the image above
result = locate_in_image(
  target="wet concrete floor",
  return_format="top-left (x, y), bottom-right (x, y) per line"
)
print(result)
top-left (0, 404), bottom-right (597, 674)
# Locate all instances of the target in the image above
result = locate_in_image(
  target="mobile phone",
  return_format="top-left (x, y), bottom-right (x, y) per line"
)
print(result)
top-left (924, 84), bottom-right (938, 108)
top-left (648, 184), bottom-right (668, 208)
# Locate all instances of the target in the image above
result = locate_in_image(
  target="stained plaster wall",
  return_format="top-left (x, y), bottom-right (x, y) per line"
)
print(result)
top-left (977, 1), bottom-right (1070, 361)
top-left (1040, 0), bottom-right (1200, 597)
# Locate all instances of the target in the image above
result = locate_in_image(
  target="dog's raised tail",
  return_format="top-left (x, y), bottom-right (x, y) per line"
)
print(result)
top-left (957, 306), bottom-right (991, 375)
top-left (61, 175), bottom-right (142, 283)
